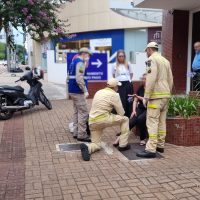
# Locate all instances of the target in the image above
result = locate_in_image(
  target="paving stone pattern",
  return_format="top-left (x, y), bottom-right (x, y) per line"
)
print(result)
top-left (0, 100), bottom-right (200, 199)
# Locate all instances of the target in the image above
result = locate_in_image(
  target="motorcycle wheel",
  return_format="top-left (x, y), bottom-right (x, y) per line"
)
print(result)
top-left (0, 96), bottom-right (14, 120)
top-left (39, 91), bottom-right (52, 110)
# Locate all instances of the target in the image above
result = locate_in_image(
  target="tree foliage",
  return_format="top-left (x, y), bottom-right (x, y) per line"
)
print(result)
top-left (0, 42), bottom-right (6, 60)
top-left (0, 0), bottom-right (74, 45)
top-left (0, 42), bottom-right (26, 61)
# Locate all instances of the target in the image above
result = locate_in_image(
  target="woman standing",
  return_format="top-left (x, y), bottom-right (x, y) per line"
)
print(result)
top-left (112, 50), bottom-right (134, 117)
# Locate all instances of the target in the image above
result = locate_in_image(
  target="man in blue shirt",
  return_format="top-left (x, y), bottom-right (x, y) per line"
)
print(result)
top-left (192, 41), bottom-right (200, 90)
top-left (68, 47), bottom-right (92, 142)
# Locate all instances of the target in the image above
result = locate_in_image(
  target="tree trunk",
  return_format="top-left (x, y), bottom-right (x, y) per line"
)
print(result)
top-left (5, 28), bottom-right (11, 72)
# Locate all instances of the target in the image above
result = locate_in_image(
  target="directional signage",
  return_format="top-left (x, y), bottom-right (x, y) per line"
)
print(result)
top-left (67, 53), bottom-right (107, 81)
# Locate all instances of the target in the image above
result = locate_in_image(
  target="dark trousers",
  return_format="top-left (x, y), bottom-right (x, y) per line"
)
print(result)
top-left (28, 82), bottom-right (42, 104)
top-left (129, 108), bottom-right (147, 141)
top-left (118, 81), bottom-right (133, 118)
top-left (192, 70), bottom-right (200, 91)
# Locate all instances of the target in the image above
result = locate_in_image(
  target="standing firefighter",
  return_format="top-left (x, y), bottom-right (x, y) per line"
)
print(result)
top-left (68, 47), bottom-right (91, 142)
top-left (80, 78), bottom-right (131, 161)
top-left (136, 42), bottom-right (173, 158)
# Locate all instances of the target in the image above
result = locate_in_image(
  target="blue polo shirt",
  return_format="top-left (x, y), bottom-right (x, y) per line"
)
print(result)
top-left (192, 51), bottom-right (200, 71)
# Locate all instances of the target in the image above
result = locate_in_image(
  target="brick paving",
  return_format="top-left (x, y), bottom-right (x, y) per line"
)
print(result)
top-left (0, 114), bottom-right (25, 200)
top-left (1, 71), bottom-right (200, 199)
top-left (0, 99), bottom-right (200, 200)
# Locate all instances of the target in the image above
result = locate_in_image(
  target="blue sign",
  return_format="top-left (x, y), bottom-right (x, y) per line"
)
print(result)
top-left (67, 53), bottom-right (107, 81)
top-left (59, 29), bottom-right (124, 55)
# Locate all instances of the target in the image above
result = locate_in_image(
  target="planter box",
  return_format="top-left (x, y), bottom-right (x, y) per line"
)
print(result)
top-left (166, 117), bottom-right (200, 146)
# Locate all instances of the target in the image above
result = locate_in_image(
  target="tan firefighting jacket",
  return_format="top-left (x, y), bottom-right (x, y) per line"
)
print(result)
top-left (89, 87), bottom-right (125, 124)
top-left (144, 52), bottom-right (173, 99)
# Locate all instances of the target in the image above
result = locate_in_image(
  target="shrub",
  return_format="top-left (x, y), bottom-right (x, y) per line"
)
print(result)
top-left (21, 60), bottom-right (26, 65)
top-left (25, 66), bottom-right (31, 70)
top-left (168, 96), bottom-right (200, 118)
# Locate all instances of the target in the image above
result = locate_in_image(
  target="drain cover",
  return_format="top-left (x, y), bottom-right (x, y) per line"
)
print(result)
top-left (119, 143), bottom-right (164, 160)
top-left (56, 143), bottom-right (81, 152)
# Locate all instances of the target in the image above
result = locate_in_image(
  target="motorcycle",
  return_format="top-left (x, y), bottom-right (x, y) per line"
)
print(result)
top-left (0, 68), bottom-right (52, 120)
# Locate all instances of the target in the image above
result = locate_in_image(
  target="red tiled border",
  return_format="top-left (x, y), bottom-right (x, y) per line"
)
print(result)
top-left (0, 115), bottom-right (25, 200)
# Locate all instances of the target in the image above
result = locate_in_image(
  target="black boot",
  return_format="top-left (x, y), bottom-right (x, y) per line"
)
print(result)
top-left (118, 144), bottom-right (130, 151)
top-left (80, 143), bottom-right (90, 161)
top-left (136, 150), bottom-right (156, 158)
top-left (156, 147), bottom-right (164, 153)
top-left (116, 132), bottom-right (121, 137)
top-left (77, 137), bottom-right (91, 143)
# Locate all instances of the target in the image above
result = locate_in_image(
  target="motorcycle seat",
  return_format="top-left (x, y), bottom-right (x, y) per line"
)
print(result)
top-left (0, 85), bottom-right (24, 92)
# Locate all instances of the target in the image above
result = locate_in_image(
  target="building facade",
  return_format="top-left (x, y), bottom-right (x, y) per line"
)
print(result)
top-left (133, 0), bottom-right (200, 94)
top-left (29, 0), bottom-right (162, 97)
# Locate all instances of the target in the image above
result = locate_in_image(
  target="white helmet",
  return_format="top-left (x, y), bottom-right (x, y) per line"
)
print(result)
top-left (32, 67), bottom-right (44, 79)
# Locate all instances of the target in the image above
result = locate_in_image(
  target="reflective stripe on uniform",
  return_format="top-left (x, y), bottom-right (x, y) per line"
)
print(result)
top-left (148, 104), bottom-right (158, 109)
top-left (145, 91), bottom-right (171, 97)
top-left (158, 130), bottom-right (166, 135)
top-left (150, 94), bottom-right (171, 98)
top-left (89, 113), bottom-right (109, 123)
top-left (149, 133), bottom-right (158, 139)
top-left (69, 75), bottom-right (88, 79)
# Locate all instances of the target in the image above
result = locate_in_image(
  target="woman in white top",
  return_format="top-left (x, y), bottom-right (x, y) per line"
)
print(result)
top-left (112, 50), bottom-right (134, 117)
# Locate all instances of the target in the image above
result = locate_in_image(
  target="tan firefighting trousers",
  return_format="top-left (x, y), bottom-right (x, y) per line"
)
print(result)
top-left (145, 98), bottom-right (169, 153)
top-left (87, 114), bottom-right (130, 154)
top-left (70, 93), bottom-right (89, 139)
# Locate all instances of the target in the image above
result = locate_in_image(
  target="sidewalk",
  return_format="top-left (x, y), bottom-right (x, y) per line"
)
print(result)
top-left (0, 68), bottom-right (66, 100)
top-left (0, 70), bottom-right (200, 200)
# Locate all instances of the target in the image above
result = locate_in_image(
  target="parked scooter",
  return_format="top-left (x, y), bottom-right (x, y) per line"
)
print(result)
top-left (0, 68), bottom-right (52, 120)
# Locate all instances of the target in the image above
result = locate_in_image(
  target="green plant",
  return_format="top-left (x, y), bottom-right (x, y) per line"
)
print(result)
top-left (0, 42), bottom-right (6, 59)
top-left (21, 60), bottom-right (26, 65)
top-left (168, 96), bottom-right (200, 118)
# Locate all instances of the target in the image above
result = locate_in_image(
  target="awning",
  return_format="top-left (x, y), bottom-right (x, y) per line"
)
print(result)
top-left (109, 0), bottom-right (162, 24)
top-left (133, 0), bottom-right (200, 11)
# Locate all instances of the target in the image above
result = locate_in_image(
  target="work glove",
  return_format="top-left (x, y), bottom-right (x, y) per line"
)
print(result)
top-left (142, 98), bottom-right (149, 108)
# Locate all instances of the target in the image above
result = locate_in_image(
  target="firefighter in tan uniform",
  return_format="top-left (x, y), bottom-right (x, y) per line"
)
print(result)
top-left (80, 78), bottom-right (131, 161)
top-left (136, 42), bottom-right (173, 158)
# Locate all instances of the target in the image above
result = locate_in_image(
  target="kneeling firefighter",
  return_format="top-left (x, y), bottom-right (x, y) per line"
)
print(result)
top-left (80, 78), bottom-right (131, 161)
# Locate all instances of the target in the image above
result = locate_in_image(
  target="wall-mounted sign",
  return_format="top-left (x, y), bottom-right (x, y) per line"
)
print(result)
top-left (148, 27), bottom-right (162, 44)
top-left (90, 38), bottom-right (112, 50)
top-left (66, 34), bottom-right (77, 39)
top-left (67, 53), bottom-right (108, 81)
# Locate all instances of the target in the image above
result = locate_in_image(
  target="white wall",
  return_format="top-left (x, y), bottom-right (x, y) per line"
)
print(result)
top-left (125, 29), bottom-right (147, 62)
top-left (59, 0), bottom-right (161, 34)
top-left (132, 52), bottom-right (148, 80)
top-left (47, 50), bottom-right (67, 84)
top-left (47, 50), bottom-right (147, 84)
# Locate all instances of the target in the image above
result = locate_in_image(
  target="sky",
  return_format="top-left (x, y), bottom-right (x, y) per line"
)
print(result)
top-left (13, 28), bottom-right (24, 45)
top-left (0, 27), bottom-right (24, 45)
